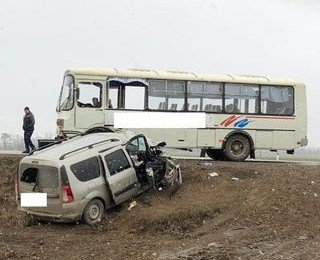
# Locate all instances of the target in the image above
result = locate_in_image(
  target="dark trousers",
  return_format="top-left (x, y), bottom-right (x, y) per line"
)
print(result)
top-left (24, 130), bottom-right (35, 152)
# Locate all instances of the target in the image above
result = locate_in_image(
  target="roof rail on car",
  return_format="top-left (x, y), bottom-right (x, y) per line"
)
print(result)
top-left (59, 138), bottom-right (120, 160)
top-left (29, 138), bottom-right (68, 155)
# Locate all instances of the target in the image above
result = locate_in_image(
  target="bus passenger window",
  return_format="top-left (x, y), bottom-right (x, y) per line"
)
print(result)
top-left (167, 81), bottom-right (185, 111)
top-left (261, 86), bottom-right (294, 115)
top-left (187, 82), bottom-right (222, 112)
top-left (225, 84), bottom-right (259, 114)
top-left (108, 86), bottom-right (119, 109)
top-left (149, 80), bottom-right (167, 110)
top-left (77, 82), bottom-right (102, 108)
top-left (124, 85), bottom-right (145, 110)
top-left (148, 80), bottom-right (185, 111)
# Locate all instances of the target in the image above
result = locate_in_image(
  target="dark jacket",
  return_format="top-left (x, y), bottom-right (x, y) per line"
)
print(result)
top-left (23, 112), bottom-right (35, 131)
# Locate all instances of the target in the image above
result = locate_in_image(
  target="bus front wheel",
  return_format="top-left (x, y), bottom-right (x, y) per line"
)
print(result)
top-left (224, 134), bottom-right (250, 162)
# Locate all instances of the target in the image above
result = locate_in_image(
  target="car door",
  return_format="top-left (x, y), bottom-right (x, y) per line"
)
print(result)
top-left (101, 147), bottom-right (140, 205)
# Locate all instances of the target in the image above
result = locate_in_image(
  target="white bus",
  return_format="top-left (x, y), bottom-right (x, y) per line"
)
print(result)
top-left (55, 68), bottom-right (308, 161)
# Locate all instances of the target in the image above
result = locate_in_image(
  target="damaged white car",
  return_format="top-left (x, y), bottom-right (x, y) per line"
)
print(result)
top-left (16, 130), bottom-right (182, 225)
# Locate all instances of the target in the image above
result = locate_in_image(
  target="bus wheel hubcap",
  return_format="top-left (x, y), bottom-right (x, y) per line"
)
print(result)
top-left (230, 140), bottom-right (244, 155)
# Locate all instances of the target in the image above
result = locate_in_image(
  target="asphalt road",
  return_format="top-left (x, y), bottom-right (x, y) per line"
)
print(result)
top-left (1, 149), bottom-right (319, 166)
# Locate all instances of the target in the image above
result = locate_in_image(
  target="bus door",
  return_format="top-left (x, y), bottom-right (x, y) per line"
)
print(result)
top-left (75, 81), bottom-right (105, 130)
top-left (105, 78), bottom-right (148, 126)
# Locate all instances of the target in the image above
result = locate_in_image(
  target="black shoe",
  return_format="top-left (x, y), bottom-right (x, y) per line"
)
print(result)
top-left (22, 150), bottom-right (30, 154)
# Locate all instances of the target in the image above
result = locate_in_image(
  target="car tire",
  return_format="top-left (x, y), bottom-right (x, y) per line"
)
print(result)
top-left (82, 199), bottom-right (105, 225)
top-left (206, 149), bottom-right (225, 161)
top-left (224, 134), bottom-right (250, 162)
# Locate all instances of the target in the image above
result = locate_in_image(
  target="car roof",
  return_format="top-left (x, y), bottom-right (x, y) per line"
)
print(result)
top-left (24, 132), bottom-right (136, 163)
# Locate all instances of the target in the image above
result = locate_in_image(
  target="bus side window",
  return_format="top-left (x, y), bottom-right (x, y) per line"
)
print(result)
top-left (124, 85), bottom-right (145, 110)
top-left (108, 86), bottom-right (119, 109)
top-left (224, 84), bottom-right (259, 114)
top-left (77, 82), bottom-right (102, 108)
top-left (187, 82), bottom-right (222, 112)
top-left (261, 86), bottom-right (294, 115)
top-left (148, 80), bottom-right (185, 111)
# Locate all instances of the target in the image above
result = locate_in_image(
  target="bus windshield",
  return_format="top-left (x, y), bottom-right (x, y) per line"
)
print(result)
top-left (58, 75), bottom-right (74, 111)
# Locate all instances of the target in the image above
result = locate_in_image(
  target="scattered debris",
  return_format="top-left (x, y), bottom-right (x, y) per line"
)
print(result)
top-left (298, 235), bottom-right (308, 240)
top-left (203, 162), bottom-right (213, 167)
top-left (207, 242), bottom-right (219, 248)
top-left (231, 177), bottom-right (240, 181)
top-left (127, 201), bottom-right (138, 211)
top-left (208, 172), bottom-right (219, 178)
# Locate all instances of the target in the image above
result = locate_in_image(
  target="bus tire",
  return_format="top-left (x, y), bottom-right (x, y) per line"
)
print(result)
top-left (206, 149), bottom-right (225, 161)
top-left (224, 134), bottom-right (250, 162)
top-left (82, 199), bottom-right (105, 225)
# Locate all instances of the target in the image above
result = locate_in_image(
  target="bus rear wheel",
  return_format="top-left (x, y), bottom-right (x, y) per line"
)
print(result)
top-left (224, 134), bottom-right (250, 162)
top-left (206, 149), bottom-right (225, 161)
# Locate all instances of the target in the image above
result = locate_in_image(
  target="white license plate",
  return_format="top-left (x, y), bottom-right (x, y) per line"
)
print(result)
top-left (21, 193), bottom-right (47, 207)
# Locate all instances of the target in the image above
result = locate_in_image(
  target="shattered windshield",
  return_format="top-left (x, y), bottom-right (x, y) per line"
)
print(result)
top-left (58, 75), bottom-right (74, 111)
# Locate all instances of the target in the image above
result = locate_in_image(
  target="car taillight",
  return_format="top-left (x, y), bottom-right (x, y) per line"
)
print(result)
top-left (60, 165), bottom-right (73, 203)
top-left (62, 184), bottom-right (74, 203)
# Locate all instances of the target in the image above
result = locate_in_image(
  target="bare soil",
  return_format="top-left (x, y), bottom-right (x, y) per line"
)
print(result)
top-left (1, 155), bottom-right (320, 260)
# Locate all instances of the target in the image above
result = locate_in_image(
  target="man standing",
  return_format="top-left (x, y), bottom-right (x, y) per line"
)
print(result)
top-left (22, 107), bottom-right (35, 153)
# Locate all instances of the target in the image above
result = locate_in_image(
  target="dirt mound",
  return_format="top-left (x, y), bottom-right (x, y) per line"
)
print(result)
top-left (1, 156), bottom-right (320, 259)
top-left (135, 207), bottom-right (222, 236)
top-left (0, 156), bottom-right (28, 229)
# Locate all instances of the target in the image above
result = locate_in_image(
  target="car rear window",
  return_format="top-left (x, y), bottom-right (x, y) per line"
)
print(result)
top-left (70, 157), bottom-right (100, 182)
top-left (20, 167), bottom-right (38, 183)
top-left (20, 164), bottom-right (59, 188)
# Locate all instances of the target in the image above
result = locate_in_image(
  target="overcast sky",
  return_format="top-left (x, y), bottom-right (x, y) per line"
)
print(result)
top-left (1, 0), bottom-right (320, 146)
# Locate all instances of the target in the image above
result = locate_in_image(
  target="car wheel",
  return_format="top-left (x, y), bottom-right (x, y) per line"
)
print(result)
top-left (82, 199), bottom-right (105, 225)
top-left (224, 134), bottom-right (250, 161)
top-left (206, 149), bottom-right (225, 161)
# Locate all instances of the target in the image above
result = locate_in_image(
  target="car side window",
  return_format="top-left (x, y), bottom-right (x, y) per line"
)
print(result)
top-left (126, 137), bottom-right (147, 154)
top-left (126, 138), bottom-right (139, 153)
top-left (138, 137), bottom-right (147, 151)
top-left (104, 149), bottom-right (131, 176)
top-left (70, 157), bottom-right (101, 182)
